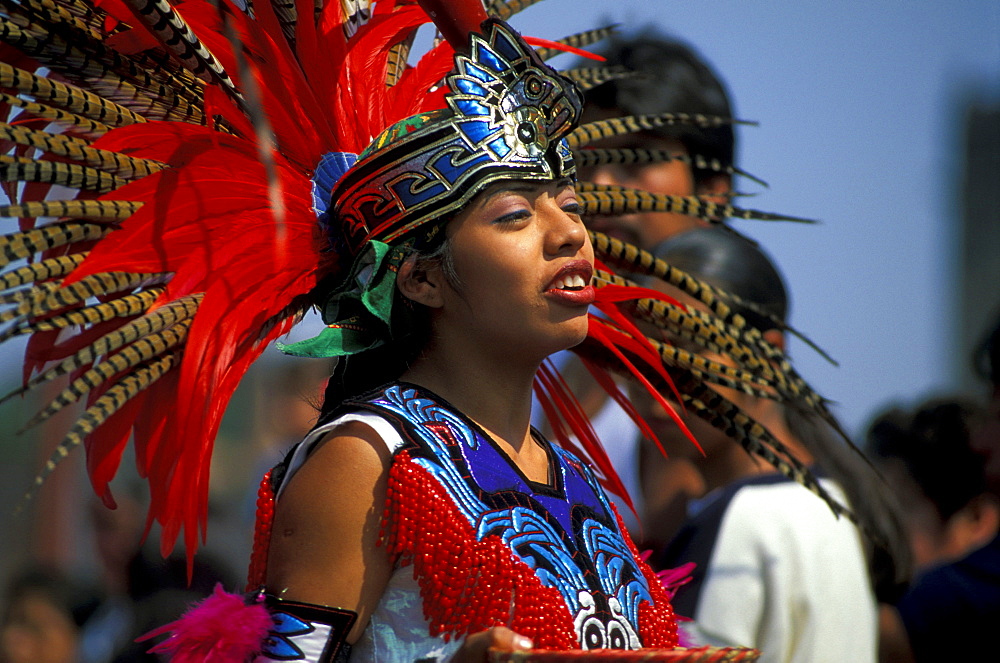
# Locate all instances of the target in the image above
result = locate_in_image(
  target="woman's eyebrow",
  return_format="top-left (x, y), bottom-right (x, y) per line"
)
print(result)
top-left (479, 181), bottom-right (541, 204)
top-left (478, 179), bottom-right (574, 207)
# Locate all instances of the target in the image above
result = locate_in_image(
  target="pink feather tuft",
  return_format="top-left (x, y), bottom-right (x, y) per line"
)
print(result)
top-left (653, 560), bottom-right (696, 602)
top-left (141, 584), bottom-right (272, 662)
top-left (639, 552), bottom-right (697, 646)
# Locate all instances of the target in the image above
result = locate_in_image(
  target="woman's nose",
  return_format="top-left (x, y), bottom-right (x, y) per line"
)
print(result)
top-left (543, 203), bottom-right (587, 256)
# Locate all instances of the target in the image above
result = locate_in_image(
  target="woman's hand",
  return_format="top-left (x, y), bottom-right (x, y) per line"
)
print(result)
top-left (450, 627), bottom-right (533, 663)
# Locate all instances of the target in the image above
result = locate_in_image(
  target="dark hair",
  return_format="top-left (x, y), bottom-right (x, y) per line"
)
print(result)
top-left (318, 237), bottom-right (460, 421)
top-left (974, 310), bottom-right (1000, 388)
top-left (654, 225), bottom-right (913, 601)
top-left (867, 399), bottom-right (987, 522)
top-left (652, 226), bottom-right (788, 331)
top-left (584, 30), bottom-right (735, 186)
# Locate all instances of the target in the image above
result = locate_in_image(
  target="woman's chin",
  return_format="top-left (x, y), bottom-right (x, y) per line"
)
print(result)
top-left (552, 317), bottom-right (591, 352)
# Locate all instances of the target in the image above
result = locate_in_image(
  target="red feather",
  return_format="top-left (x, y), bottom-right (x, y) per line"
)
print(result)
top-left (523, 36), bottom-right (605, 61)
top-left (535, 360), bottom-right (635, 512)
top-left (6, 0), bottom-right (655, 571)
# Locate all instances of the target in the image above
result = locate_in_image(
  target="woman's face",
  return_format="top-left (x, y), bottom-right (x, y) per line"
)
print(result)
top-left (436, 178), bottom-right (594, 362)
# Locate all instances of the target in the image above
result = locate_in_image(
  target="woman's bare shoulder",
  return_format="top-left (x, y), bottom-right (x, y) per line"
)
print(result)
top-left (266, 420), bottom-right (395, 627)
top-left (279, 420), bottom-right (393, 513)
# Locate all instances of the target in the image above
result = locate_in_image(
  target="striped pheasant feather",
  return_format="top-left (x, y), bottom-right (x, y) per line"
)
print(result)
top-left (0, 287), bottom-right (163, 343)
top-left (0, 293), bottom-right (199, 405)
top-left (0, 255), bottom-right (87, 292)
top-left (572, 147), bottom-right (767, 188)
top-left (117, 0), bottom-right (244, 108)
top-left (487, 0), bottom-right (544, 21)
top-left (0, 93), bottom-right (111, 137)
top-left (23, 352), bottom-right (179, 506)
top-left (567, 113), bottom-right (751, 150)
top-left (577, 183), bottom-right (815, 224)
top-left (533, 25), bottom-right (617, 61)
top-left (0, 62), bottom-right (148, 129)
top-left (593, 269), bottom-right (824, 417)
top-left (591, 230), bottom-right (833, 363)
top-left (562, 66), bottom-right (632, 91)
top-left (0, 124), bottom-right (167, 178)
top-left (19, 317), bottom-right (191, 431)
top-left (0, 223), bottom-right (111, 268)
top-left (0, 200), bottom-right (141, 222)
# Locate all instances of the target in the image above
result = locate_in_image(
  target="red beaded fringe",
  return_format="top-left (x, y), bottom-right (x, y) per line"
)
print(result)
top-left (382, 451), bottom-right (679, 649)
top-left (246, 469), bottom-right (275, 591)
top-left (382, 451), bottom-right (578, 649)
top-left (610, 503), bottom-right (679, 648)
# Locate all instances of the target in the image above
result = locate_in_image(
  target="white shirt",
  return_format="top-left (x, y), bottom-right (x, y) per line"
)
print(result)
top-left (681, 480), bottom-right (877, 663)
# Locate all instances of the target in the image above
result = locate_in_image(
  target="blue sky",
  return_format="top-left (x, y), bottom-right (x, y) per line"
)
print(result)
top-left (517, 0), bottom-right (1000, 435)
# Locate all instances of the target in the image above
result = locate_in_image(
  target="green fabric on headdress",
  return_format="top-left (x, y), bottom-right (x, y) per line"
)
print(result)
top-left (277, 240), bottom-right (411, 358)
top-left (360, 110), bottom-right (450, 159)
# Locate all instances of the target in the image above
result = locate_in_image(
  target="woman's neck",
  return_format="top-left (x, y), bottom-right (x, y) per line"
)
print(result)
top-left (401, 340), bottom-right (539, 453)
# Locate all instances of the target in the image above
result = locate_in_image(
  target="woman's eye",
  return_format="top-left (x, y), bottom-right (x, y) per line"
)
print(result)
top-left (492, 210), bottom-right (531, 225)
top-left (561, 201), bottom-right (581, 215)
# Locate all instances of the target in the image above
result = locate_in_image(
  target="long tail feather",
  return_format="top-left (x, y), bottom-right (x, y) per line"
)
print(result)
top-left (0, 287), bottom-right (162, 344)
top-left (533, 25), bottom-right (617, 61)
top-left (487, 0), bottom-right (544, 21)
top-left (0, 123), bottom-right (166, 178)
top-left (572, 147), bottom-right (767, 188)
top-left (118, 0), bottom-right (245, 109)
top-left (0, 199), bottom-right (140, 221)
top-left (0, 223), bottom-right (111, 269)
top-left (1, 292), bottom-right (198, 404)
top-left (0, 254), bottom-right (87, 292)
top-left (21, 351), bottom-right (178, 508)
top-left (0, 62), bottom-right (148, 128)
top-left (590, 230), bottom-right (834, 363)
top-left (561, 66), bottom-right (632, 91)
top-left (19, 317), bottom-right (191, 431)
top-left (567, 113), bottom-right (754, 150)
top-left (578, 183), bottom-right (815, 225)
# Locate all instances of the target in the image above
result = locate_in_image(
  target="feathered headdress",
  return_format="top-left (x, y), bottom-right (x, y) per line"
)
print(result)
top-left (0, 0), bottom-right (852, 567)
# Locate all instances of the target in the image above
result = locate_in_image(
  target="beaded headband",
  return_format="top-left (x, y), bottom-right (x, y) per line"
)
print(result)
top-left (281, 18), bottom-right (583, 358)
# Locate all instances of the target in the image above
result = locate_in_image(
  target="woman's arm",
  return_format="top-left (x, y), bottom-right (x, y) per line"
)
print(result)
top-left (263, 420), bottom-right (534, 661)
top-left (265, 420), bottom-right (394, 645)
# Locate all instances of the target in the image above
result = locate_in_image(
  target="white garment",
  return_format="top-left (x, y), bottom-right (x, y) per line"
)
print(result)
top-left (681, 480), bottom-right (877, 663)
top-left (277, 411), bottom-right (467, 662)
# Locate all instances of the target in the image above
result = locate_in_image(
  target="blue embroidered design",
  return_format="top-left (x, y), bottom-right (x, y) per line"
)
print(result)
top-left (358, 383), bottom-right (654, 649)
top-left (479, 506), bottom-right (587, 613)
top-left (260, 611), bottom-right (314, 660)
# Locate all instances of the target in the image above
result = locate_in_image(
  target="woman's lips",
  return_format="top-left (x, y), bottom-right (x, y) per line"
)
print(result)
top-left (545, 260), bottom-right (595, 306)
top-left (545, 284), bottom-right (596, 306)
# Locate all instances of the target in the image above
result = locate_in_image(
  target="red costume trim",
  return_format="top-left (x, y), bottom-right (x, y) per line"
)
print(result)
top-left (247, 469), bottom-right (276, 591)
top-left (610, 504), bottom-right (679, 648)
top-left (381, 451), bottom-right (679, 650)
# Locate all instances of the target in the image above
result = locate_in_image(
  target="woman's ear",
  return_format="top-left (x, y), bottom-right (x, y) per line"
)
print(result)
top-left (396, 254), bottom-right (445, 309)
